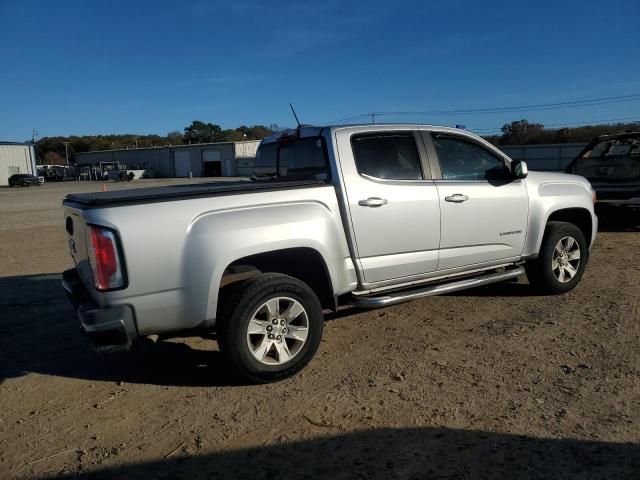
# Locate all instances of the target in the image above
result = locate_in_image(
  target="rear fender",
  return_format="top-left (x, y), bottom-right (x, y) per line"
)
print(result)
top-left (182, 201), bottom-right (357, 325)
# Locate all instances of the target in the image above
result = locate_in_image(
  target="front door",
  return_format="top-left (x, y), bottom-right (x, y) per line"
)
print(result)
top-left (426, 132), bottom-right (528, 271)
top-left (336, 129), bottom-right (441, 286)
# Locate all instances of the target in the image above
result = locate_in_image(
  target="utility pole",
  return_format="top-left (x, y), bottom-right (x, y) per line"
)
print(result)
top-left (371, 113), bottom-right (376, 124)
top-left (62, 141), bottom-right (70, 166)
top-left (32, 129), bottom-right (39, 144)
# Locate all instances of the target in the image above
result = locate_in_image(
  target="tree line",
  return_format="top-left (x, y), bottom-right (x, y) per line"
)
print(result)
top-left (35, 121), bottom-right (282, 165)
top-left (485, 119), bottom-right (640, 146)
top-left (34, 118), bottom-right (640, 165)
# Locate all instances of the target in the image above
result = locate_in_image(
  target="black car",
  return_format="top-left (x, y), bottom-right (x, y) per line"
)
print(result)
top-left (8, 173), bottom-right (42, 187)
top-left (566, 132), bottom-right (640, 206)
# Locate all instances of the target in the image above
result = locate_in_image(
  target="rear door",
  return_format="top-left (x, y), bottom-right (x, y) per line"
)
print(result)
top-left (336, 128), bottom-right (440, 286)
top-left (425, 131), bottom-right (528, 271)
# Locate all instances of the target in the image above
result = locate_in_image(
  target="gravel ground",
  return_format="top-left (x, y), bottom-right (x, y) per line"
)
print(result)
top-left (0, 181), bottom-right (639, 479)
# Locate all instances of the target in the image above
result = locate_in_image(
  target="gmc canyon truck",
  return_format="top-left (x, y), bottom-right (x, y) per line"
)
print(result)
top-left (62, 124), bottom-right (597, 382)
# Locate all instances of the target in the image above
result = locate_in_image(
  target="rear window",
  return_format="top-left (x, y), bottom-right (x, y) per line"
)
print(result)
top-left (254, 138), bottom-right (329, 180)
top-left (590, 140), bottom-right (639, 157)
top-left (351, 132), bottom-right (423, 180)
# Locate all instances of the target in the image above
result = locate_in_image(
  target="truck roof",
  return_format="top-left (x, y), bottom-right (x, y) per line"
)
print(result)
top-left (260, 123), bottom-right (485, 144)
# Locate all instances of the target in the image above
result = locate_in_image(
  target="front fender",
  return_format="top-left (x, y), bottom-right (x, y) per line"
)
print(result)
top-left (524, 180), bottom-right (596, 257)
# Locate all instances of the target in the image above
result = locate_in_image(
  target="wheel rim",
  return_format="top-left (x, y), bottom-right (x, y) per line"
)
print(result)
top-left (246, 296), bottom-right (309, 366)
top-left (552, 236), bottom-right (581, 283)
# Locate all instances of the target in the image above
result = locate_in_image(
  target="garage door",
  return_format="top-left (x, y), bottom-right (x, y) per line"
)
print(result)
top-left (202, 149), bottom-right (222, 177)
top-left (174, 151), bottom-right (191, 177)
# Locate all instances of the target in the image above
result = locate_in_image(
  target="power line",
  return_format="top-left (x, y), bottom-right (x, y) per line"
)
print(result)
top-left (375, 93), bottom-right (640, 116)
top-left (324, 113), bottom-right (372, 125)
top-left (470, 115), bottom-right (640, 135)
top-left (322, 93), bottom-right (640, 124)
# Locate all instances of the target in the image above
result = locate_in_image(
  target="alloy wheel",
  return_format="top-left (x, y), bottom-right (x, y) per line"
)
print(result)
top-left (552, 236), bottom-right (581, 283)
top-left (246, 297), bottom-right (309, 365)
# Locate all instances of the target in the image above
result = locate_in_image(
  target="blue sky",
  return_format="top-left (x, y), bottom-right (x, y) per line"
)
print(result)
top-left (1, 0), bottom-right (639, 141)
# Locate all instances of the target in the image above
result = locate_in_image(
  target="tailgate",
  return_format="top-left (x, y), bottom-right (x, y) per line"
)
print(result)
top-left (63, 203), bottom-right (94, 291)
top-left (572, 155), bottom-right (640, 185)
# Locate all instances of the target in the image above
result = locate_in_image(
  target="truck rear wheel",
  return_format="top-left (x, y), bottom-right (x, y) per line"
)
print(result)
top-left (525, 221), bottom-right (587, 294)
top-left (217, 273), bottom-right (324, 383)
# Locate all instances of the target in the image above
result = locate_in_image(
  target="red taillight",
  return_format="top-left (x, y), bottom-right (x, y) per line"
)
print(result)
top-left (87, 226), bottom-right (124, 290)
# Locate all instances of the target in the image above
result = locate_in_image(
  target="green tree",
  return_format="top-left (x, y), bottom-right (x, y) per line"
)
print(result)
top-left (500, 119), bottom-right (545, 145)
top-left (167, 130), bottom-right (184, 145)
top-left (222, 129), bottom-right (247, 142)
top-left (43, 150), bottom-right (64, 165)
top-left (183, 121), bottom-right (224, 143)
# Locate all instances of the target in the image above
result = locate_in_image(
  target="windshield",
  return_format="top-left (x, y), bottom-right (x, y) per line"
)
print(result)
top-left (581, 135), bottom-right (640, 159)
top-left (254, 137), bottom-right (329, 181)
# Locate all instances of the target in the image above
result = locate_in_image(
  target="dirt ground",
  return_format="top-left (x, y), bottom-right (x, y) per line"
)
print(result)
top-left (1, 180), bottom-right (639, 479)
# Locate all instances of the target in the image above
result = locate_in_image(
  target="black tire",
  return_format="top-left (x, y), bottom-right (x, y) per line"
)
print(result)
top-left (217, 273), bottom-right (324, 383)
top-left (22, 181), bottom-right (30, 187)
top-left (525, 221), bottom-right (587, 294)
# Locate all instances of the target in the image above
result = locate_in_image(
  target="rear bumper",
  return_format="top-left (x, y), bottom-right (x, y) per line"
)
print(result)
top-left (597, 197), bottom-right (640, 206)
top-left (593, 186), bottom-right (640, 206)
top-left (62, 268), bottom-right (137, 354)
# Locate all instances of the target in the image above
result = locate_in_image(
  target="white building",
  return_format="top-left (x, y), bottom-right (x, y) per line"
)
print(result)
top-left (0, 142), bottom-right (38, 186)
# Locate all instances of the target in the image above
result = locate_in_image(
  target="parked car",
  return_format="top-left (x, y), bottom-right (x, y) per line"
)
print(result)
top-left (62, 124), bottom-right (597, 382)
top-left (566, 132), bottom-right (640, 206)
top-left (8, 174), bottom-right (42, 187)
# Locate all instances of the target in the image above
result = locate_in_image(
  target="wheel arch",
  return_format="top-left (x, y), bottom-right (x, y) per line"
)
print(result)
top-left (546, 208), bottom-right (593, 247)
top-left (217, 247), bottom-right (337, 318)
top-left (527, 206), bottom-right (593, 259)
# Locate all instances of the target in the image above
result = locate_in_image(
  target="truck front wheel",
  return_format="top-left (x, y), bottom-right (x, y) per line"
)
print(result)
top-left (525, 221), bottom-right (587, 294)
top-left (217, 273), bottom-right (324, 383)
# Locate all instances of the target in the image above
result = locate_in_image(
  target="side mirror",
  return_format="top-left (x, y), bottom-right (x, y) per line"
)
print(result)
top-left (511, 160), bottom-right (528, 179)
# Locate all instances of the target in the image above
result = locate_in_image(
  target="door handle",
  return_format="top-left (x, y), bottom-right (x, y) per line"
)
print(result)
top-left (358, 197), bottom-right (388, 207)
top-left (444, 194), bottom-right (469, 203)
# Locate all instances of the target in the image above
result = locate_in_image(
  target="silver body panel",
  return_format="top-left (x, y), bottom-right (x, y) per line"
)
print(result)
top-left (64, 124), bottom-right (597, 337)
top-left (66, 186), bottom-right (358, 335)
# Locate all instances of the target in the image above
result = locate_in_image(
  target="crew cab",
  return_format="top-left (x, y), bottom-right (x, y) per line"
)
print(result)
top-left (62, 124), bottom-right (597, 382)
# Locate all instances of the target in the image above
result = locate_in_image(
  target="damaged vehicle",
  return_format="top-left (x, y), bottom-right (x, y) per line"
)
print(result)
top-left (566, 132), bottom-right (640, 206)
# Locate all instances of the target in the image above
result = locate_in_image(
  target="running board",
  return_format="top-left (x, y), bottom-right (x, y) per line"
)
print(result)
top-left (350, 266), bottom-right (525, 309)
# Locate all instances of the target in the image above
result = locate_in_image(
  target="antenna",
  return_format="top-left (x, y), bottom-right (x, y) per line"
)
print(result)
top-left (289, 103), bottom-right (302, 128)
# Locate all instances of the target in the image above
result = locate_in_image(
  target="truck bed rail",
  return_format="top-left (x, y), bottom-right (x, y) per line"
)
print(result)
top-left (64, 179), bottom-right (326, 207)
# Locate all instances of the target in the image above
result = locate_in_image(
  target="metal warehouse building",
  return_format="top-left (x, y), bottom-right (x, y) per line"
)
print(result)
top-left (73, 140), bottom-right (261, 178)
top-left (499, 143), bottom-right (587, 171)
top-left (0, 142), bottom-right (38, 186)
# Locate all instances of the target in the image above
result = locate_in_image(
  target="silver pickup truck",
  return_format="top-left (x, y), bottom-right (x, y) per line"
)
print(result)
top-left (62, 124), bottom-right (597, 382)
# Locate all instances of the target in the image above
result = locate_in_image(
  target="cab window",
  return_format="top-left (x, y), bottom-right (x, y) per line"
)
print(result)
top-left (433, 135), bottom-right (510, 181)
top-left (254, 138), bottom-right (329, 180)
top-left (352, 132), bottom-right (423, 180)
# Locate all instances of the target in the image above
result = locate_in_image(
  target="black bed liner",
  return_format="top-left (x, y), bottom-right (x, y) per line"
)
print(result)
top-left (64, 179), bottom-right (326, 207)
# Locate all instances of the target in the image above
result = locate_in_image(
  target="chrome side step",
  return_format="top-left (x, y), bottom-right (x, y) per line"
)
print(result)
top-left (350, 266), bottom-right (525, 309)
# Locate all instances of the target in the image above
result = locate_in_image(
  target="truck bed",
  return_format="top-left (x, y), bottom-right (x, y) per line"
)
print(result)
top-left (64, 179), bottom-right (326, 207)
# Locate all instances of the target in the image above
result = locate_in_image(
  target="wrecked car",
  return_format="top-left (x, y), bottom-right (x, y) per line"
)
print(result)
top-left (566, 132), bottom-right (640, 206)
